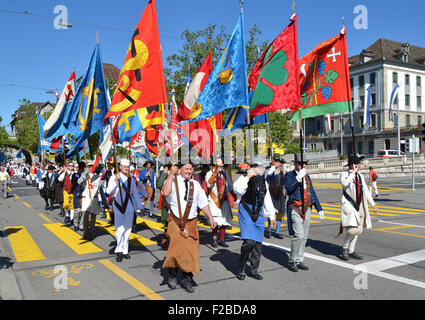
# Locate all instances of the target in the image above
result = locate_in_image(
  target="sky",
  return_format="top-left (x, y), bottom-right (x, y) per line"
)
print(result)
top-left (1, 0), bottom-right (424, 132)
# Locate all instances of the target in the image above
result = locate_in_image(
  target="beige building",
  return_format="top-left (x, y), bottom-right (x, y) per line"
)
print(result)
top-left (300, 39), bottom-right (425, 157)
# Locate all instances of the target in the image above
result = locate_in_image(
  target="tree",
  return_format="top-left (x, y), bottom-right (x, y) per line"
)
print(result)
top-left (0, 116), bottom-right (10, 147)
top-left (14, 99), bottom-right (40, 154)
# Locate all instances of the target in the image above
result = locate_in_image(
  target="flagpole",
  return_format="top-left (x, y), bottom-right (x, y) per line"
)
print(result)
top-left (397, 100), bottom-right (401, 156)
top-left (109, 119), bottom-right (124, 206)
top-left (83, 143), bottom-right (92, 200)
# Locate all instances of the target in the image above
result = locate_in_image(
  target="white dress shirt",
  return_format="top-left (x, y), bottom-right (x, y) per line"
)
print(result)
top-left (166, 175), bottom-right (209, 220)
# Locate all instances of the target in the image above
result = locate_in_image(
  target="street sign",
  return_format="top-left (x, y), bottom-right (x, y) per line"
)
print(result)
top-left (409, 137), bottom-right (419, 154)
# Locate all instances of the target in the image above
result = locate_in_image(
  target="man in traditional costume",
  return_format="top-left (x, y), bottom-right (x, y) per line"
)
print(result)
top-left (161, 162), bottom-right (216, 293)
top-left (284, 154), bottom-right (324, 272)
top-left (205, 158), bottom-right (234, 248)
top-left (339, 155), bottom-right (378, 261)
top-left (106, 159), bottom-right (144, 262)
top-left (233, 164), bottom-right (276, 281)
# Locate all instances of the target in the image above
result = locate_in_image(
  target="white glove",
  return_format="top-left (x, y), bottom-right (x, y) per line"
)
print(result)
top-left (319, 211), bottom-right (325, 220)
top-left (296, 168), bottom-right (306, 182)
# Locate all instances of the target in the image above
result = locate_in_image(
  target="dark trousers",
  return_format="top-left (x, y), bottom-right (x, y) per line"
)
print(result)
top-left (168, 267), bottom-right (193, 285)
top-left (238, 239), bottom-right (262, 275)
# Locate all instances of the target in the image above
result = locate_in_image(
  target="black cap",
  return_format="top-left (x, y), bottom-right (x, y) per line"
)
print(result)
top-left (292, 154), bottom-right (308, 164)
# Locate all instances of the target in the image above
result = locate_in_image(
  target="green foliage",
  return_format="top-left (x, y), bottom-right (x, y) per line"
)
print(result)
top-left (0, 116), bottom-right (10, 147)
top-left (14, 99), bottom-right (40, 154)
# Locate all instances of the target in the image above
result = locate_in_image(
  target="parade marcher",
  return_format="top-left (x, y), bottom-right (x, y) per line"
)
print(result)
top-left (205, 158), bottom-right (234, 248)
top-left (233, 163), bottom-right (276, 281)
top-left (78, 161), bottom-right (102, 241)
top-left (54, 163), bottom-right (66, 217)
top-left (106, 159), bottom-right (144, 262)
top-left (101, 160), bottom-right (115, 224)
top-left (139, 161), bottom-right (155, 216)
top-left (284, 154), bottom-right (324, 272)
top-left (0, 167), bottom-right (10, 199)
top-left (72, 162), bottom-right (85, 230)
top-left (161, 162), bottom-right (216, 293)
top-left (58, 161), bottom-right (76, 224)
top-left (156, 164), bottom-right (171, 249)
top-left (266, 156), bottom-right (289, 239)
top-left (369, 166), bottom-right (379, 198)
top-left (30, 163), bottom-right (37, 187)
top-left (40, 165), bottom-right (56, 210)
top-left (339, 155), bottom-right (378, 261)
top-left (130, 165), bottom-right (142, 232)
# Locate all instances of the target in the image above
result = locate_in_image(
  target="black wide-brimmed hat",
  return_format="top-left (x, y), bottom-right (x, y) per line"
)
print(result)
top-left (292, 154), bottom-right (308, 164)
top-left (346, 154), bottom-right (365, 166)
top-left (273, 155), bottom-right (285, 163)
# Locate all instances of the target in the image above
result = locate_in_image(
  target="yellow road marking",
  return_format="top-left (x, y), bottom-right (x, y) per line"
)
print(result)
top-left (44, 223), bottom-right (103, 255)
top-left (22, 201), bottom-right (32, 208)
top-left (371, 225), bottom-right (425, 239)
top-left (5, 226), bottom-right (46, 262)
top-left (96, 219), bottom-right (156, 247)
top-left (99, 259), bottom-right (164, 300)
top-left (13, 194), bottom-right (19, 199)
top-left (38, 213), bottom-right (53, 223)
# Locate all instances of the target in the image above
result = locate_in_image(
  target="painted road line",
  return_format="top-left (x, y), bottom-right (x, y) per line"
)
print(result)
top-left (232, 234), bottom-right (425, 290)
top-left (378, 220), bottom-right (425, 229)
top-left (136, 217), bottom-right (165, 232)
top-left (96, 219), bottom-right (156, 247)
top-left (22, 202), bottom-right (32, 208)
top-left (44, 223), bottom-right (103, 254)
top-left (311, 214), bottom-right (340, 221)
top-left (322, 203), bottom-right (424, 215)
top-left (371, 226), bottom-right (425, 239)
top-left (5, 226), bottom-right (46, 262)
top-left (99, 259), bottom-right (164, 300)
top-left (38, 213), bottom-right (53, 224)
top-left (357, 249), bottom-right (425, 273)
top-left (13, 194), bottom-right (20, 199)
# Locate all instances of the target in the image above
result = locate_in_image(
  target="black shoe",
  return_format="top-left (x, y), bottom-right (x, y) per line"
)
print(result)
top-left (116, 253), bottom-right (123, 262)
top-left (181, 282), bottom-right (195, 293)
top-left (168, 276), bottom-right (177, 289)
top-left (123, 254), bottom-right (131, 259)
top-left (274, 233), bottom-right (284, 239)
top-left (339, 248), bottom-right (349, 261)
top-left (211, 238), bottom-right (218, 248)
top-left (74, 226), bottom-right (78, 231)
top-left (297, 262), bottom-right (309, 270)
top-left (288, 262), bottom-right (298, 272)
top-left (265, 230), bottom-right (271, 239)
top-left (349, 251), bottom-right (363, 260)
top-left (45, 205), bottom-right (49, 210)
top-left (218, 240), bottom-right (229, 248)
top-left (247, 271), bottom-right (263, 280)
top-left (236, 272), bottom-right (246, 281)
top-left (64, 216), bottom-right (70, 224)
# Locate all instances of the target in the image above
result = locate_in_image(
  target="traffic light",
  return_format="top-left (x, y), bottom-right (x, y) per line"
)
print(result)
top-left (422, 123), bottom-right (425, 142)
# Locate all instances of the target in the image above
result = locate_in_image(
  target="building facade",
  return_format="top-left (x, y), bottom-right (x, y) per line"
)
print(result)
top-left (301, 39), bottom-right (425, 157)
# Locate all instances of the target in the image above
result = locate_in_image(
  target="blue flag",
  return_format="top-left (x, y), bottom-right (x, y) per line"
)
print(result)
top-left (16, 149), bottom-right (23, 159)
top-left (389, 83), bottom-right (400, 122)
top-left (37, 112), bottom-right (55, 153)
top-left (58, 43), bottom-right (108, 156)
top-left (182, 12), bottom-right (248, 124)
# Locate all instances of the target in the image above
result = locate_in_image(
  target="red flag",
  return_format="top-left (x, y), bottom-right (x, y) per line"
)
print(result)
top-left (50, 136), bottom-right (63, 151)
top-left (105, 0), bottom-right (167, 120)
top-left (291, 28), bottom-right (352, 121)
top-left (249, 14), bottom-right (300, 118)
top-left (177, 53), bottom-right (217, 160)
top-left (145, 125), bottom-right (160, 156)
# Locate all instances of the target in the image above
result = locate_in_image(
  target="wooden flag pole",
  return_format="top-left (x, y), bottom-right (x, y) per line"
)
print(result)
top-left (109, 119), bottom-right (124, 208)
top-left (83, 143), bottom-right (92, 200)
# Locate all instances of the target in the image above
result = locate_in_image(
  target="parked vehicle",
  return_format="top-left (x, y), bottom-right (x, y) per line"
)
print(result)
top-left (377, 150), bottom-right (404, 158)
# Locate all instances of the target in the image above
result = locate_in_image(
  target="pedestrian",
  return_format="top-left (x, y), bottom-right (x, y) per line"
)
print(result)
top-left (369, 166), bottom-right (379, 198)
top-left (54, 163), bottom-right (66, 217)
top-left (72, 162), bottom-right (85, 230)
top-left (161, 162), bottom-right (216, 293)
top-left (0, 167), bottom-right (10, 199)
top-left (156, 164), bottom-right (171, 249)
top-left (284, 154), bottom-right (325, 272)
top-left (266, 155), bottom-right (289, 239)
top-left (205, 157), bottom-right (234, 248)
top-left (139, 161), bottom-right (155, 216)
top-left (41, 165), bottom-right (56, 210)
top-left (106, 159), bottom-right (144, 262)
top-left (58, 161), bottom-right (76, 224)
top-left (233, 163), bottom-right (276, 281)
top-left (79, 161), bottom-right (102, 241)
top-left (339, 155), bottom-right (378, 261)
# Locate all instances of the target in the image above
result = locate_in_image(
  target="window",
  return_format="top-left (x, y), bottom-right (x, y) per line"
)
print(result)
top-left (417, 76), bottom-right (422, 88)
top-left (368, 141), bottom-right (374, 155)
top-left (417, 96), bottom-right (422, 108)
top-left (370, 73), bottom-right (376, 85)
top-left (402, 54), bottom-right (408, 63)
top-left (316, 120), bottom-right (321, 131)
top-left (406, 114), bottom-right (411, 127)
top-left (393, 72), bottom-right (398, 84)
top-left (371, 114), bottom-right (377, 127)
top-left (394, 114), bottom-right (398, 126)
top-left (418, 116), bottom-right (422, 126)
top-left (394, 96), bottom-right (399, 105)
top-left (331, 119), bottom-right (335, 131)
top-left (406, 94), bottom-right (410, 107)
top-left (359, 75), bottom-right (365, 87)
top-left (360, 116), bottom-right (364, 128)
top-left (360, 95), bottom-right (365, 108)
top-left (358, 142), bottom-right (363, 154)
top-left (328, 144), bottom-right (332, 150)
top-left (385, 139), bottom-right (391, 150)
top-left (371, 93), bottom-right (376, 106)
top-left (405, 74), bottom-right (410, 86)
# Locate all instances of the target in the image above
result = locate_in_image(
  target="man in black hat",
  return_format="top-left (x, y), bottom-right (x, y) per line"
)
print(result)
top-left (338, 155), bottom-right (378, 261)
top-left (265, 155), bottom-right (289, 239)
top-left (40, 165), bottom-right (56, 210)
top-left (284, 154), bottom-right (324, 272)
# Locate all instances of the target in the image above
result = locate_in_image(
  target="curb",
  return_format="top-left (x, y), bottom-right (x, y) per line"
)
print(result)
top-left (0, 229), bottom-right (23, 300)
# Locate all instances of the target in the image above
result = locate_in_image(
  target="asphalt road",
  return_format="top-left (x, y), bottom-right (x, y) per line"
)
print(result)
top-left (1, 175), bottom-right (425, 304)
